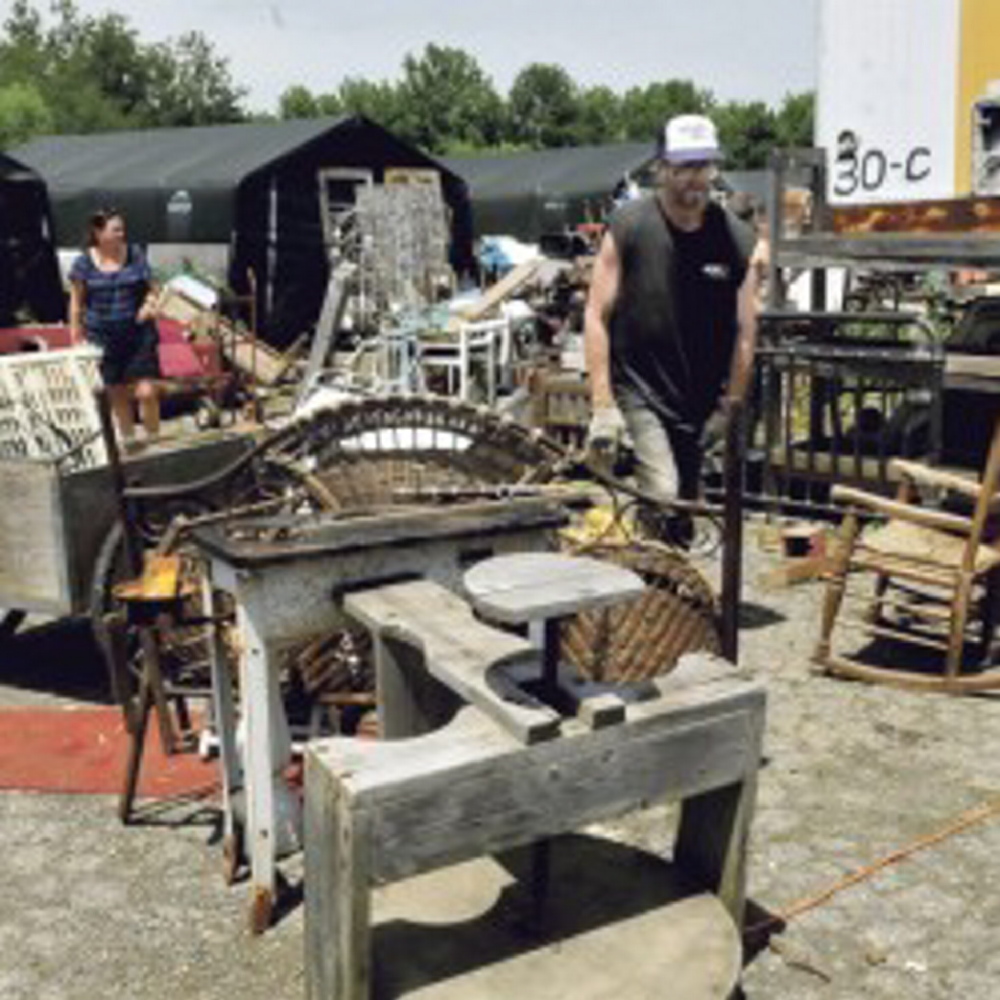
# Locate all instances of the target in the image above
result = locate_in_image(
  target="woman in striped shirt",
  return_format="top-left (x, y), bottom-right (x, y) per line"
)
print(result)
top-left (69, 208), bottom-right (160, 448)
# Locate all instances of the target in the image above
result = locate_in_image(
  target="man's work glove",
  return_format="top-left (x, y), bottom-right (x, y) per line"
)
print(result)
top-left (701, 397), bottom-right (743, 453)
top-left (586, 404), bottom-right (627, 455)
top-left (700, 406), bottom-right (730, 453)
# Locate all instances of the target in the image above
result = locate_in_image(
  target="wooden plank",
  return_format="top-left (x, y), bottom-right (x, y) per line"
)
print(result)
top-left (158, 286), bottom-right (289, 386)
top-left (305, 757), bottom-right (338, 1000)
top-left (831, 195), bottom-right (1000, 236)
top-left (452, 260), bottom-right (540, 325)
top-left (0, 459), bottom-right (70, 614)
top-left (768, 447), bottom-right (908, 485)
top-left (332, 799), bottom-right (373, 1000)
top-left (322, 658), bottom-right (758, 799)
top-left (221, 327), bottom-right (289, 386)
top-left (757, 554), bottom-right (833, 590)
top-left (370, 631), bottom-right (461, 740)
top-left (841, 589), bottom-right (954, 622)
top-left (831, 485), bottom-right (974, 533)
top-left (576, 693), bottom-right (627, 729)
top-left (345, 579), bottom-right (561, 745)
top-left (193, 497), bottom-right (567, 568)
top-left (945, 355), bottom-right (1000, 380)
top-left (837, 614), bottom-right (951, 651)
top-left (384, 167), bottom-right (442, 189)
top-left (888, 458), bottom-right (984, 499)
top-left (675, 767), bottom-right (760, 929)
top-left (305, 760), bottom-right (373, 1000)
top-left (776, 233), bottom-right (1000, 268)
top-left (307, 678), bottom-right (764, 884)
top-left (463, 552), bottom-right (645, 624)
top-left (298, 265), bottom-right (351, 397)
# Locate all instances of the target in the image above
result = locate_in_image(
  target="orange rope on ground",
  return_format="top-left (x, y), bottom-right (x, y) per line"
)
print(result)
top-left (747, 796), bottom-right (1000, 936)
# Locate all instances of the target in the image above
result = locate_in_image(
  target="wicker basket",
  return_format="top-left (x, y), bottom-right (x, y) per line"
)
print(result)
top-left (560, 541), bottom-right (721, 683)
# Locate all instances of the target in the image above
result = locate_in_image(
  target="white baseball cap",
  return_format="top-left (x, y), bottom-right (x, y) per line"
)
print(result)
top-left (660, 114), bottom-right (723, 163)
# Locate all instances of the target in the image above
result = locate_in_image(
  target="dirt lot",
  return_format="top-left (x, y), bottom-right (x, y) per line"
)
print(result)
top-left (2, 534), bottom-right (999, 999)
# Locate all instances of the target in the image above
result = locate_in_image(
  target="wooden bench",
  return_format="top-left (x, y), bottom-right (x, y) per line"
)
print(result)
top-left (305, 560), bottom-right (765, 1000)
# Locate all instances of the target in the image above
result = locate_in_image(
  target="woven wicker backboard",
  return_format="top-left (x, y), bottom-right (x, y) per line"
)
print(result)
top-left (267, 395), bottom-right (566, 509)
top-left (560, 541), bottom-right (722, 683)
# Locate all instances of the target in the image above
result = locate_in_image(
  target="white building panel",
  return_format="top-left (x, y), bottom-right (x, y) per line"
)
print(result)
top-left (817, 0), bottom-right (960, 204)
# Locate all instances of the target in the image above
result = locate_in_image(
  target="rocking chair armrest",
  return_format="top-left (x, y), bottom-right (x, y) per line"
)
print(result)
top-left (831, 484), bottom-right (974, 534)
top-left (888, 459), bottom-right (986, 502)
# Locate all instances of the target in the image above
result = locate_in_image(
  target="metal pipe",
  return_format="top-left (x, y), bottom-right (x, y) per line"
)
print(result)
top-left (95, 387), bottom-right (142, 577)
top-left (720, 401), bottom-right (745, 663)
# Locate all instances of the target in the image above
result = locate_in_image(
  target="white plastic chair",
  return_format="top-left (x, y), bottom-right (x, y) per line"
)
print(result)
top-left (419, 317), bottom-right (510, 405)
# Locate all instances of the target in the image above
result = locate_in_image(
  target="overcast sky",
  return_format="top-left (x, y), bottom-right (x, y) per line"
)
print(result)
top-left (7, 0), bottom-right (821, 114)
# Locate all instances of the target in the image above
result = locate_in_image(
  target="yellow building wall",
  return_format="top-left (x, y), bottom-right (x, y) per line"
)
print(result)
top-left (955, 0), bottom-right (1000, 193)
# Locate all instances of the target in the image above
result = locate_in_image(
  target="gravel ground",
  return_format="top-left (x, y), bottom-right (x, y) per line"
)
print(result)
top-left (2, 531), bottom-right (999, 999)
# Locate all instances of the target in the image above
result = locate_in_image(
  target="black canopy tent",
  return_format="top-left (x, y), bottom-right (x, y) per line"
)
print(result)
top-left (443, 145), bottom-right (788, 243)
top-left (0, 153), bottom-right (64, 326)
top-left (444, 142), bottom-right (656, 240)
top-left (15, 116), bottom-right (474, 347)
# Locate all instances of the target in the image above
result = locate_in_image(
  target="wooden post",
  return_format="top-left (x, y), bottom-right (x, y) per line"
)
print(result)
top-left (118, 631), bottom-right (155, 823)
top-left (809, 153), bottom-right (828, 314)
top-left (766, 150), bottom-right (786, 312)
top-left (674, 770), bottom-right (760, 931)
top-left (674, 698), bottom-right (764, 930)
top-left (373, 632), bottom-right (458, 740)
top-left (305, 759), bottom-right (372, 1000)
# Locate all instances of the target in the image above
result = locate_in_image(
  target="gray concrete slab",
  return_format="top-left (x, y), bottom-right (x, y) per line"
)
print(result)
top-left (368, 838), bottom-right (739, 999)
top-left (2, 533), bottom-right (1000, 998)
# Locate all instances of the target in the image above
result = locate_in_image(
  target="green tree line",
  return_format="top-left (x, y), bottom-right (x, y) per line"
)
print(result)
top-left (0, 2), bottom-right (813, 169)
top-left (279, 47), bottom-right (814, 167)
top-left (0, 0), bottom-right (245, 143)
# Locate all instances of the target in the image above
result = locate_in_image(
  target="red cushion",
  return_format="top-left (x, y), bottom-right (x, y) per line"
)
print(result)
top-left (156, 318), bottom-right (209, 378)
top-left (158, 342), bottom-right (207, 378)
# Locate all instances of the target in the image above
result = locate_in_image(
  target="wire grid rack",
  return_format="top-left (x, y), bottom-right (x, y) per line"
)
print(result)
top-left (0, 347), bottom-right (106, 469)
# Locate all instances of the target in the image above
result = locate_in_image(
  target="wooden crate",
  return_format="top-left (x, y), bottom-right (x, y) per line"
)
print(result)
top-left (158, 285), bottom-right (289, 386)
top-left (534, 372), bottom-right (591, 449)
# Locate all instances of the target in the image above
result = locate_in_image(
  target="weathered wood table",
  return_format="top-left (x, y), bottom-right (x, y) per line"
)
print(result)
top-left (190, 498), bottom-right (567, 932)
top-left (304, 551), bottom-right (766, 1000)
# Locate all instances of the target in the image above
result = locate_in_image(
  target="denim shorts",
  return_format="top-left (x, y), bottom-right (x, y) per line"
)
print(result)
top-left (90, 322), bottom-right (160, 386)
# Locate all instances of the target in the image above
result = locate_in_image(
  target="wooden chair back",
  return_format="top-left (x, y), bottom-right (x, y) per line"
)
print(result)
top-left (966, 415), bottom-right (1000, 568)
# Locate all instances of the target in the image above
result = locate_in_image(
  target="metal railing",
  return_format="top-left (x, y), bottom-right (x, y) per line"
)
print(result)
top-left (746, 310), bottom-right (944, 517)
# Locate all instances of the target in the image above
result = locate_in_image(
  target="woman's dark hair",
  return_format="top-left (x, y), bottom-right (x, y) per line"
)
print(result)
top-left (85, 207), bottom-right (124, 247)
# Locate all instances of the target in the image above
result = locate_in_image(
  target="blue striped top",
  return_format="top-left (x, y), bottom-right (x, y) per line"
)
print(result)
top-left (69, 245), bottom-right (152, 344)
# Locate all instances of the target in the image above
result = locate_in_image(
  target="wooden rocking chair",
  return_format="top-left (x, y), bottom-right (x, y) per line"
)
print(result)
top-left (814, 415), bottom-right (1000, 692)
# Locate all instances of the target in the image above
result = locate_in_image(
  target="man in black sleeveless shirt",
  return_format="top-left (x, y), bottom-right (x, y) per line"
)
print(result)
top-left (584, 114), bottom-right (757, 531)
